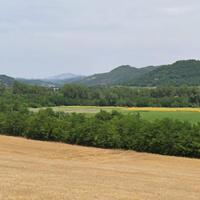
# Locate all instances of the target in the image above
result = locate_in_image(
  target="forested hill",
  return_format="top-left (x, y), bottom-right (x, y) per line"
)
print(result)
top-left (78, 60), bottom-right (200, 86)
top-left (17, 74), bottom-right (84, 87)
top-left (128, 60), bottom-right (200, 86)
top-left (77, 65), bottom-right (157, 86)
top-left (0, 75), bottom-right (15, 86)
top-left (1, 59), bottom-right (200, 87)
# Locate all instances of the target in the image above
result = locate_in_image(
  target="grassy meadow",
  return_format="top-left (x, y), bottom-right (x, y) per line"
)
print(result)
top-left (30, 106), bottom-right (200, 124)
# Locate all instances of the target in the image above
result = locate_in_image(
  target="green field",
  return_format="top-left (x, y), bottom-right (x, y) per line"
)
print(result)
top-left (30, 106), bottom-right (200, 124)
top-left (138, 111), bottom-right (200, 123)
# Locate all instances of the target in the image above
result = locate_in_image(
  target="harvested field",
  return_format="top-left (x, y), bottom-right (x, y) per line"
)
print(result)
top-left (0, 135), bottom-right (200, 200)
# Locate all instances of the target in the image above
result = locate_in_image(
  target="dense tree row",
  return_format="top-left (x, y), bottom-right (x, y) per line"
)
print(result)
top-left (3, 82), bottom-right (200, 108)
top-left (0, 82), bottom-right (200, 158)
top-left (0, 100), bottom-right (199, 158)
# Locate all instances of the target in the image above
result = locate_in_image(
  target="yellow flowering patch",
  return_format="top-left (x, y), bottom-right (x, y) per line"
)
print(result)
top-left (128, 107), bottom-right (200, 112)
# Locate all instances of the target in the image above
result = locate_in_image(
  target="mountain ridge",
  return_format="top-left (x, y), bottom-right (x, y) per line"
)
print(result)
top-left (128, 59), bottom-right (200, 86)
top-left (77, 59), bottom-right (200, 86)
top-left (45, 73), bottom-right (83, 81)
top-left (0, 75), bottom-right (15, 86)
top-left (16, 73), bottom-right (85, 87)
top-left (1, 59), bottom-right (200, 87)
top-left (77, 65), bottom-right (156, 86)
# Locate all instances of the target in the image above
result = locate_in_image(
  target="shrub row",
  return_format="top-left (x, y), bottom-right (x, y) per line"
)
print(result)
top-left (0, 107), bottom-right (199, 158)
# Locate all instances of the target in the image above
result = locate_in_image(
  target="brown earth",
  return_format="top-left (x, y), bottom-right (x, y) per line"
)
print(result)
top-left (0, 135), bottom-right (200, 200)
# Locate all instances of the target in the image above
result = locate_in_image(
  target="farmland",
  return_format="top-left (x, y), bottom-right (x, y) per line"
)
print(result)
top-left (0, 135), bottom-right (200, 200)
top-left (31, 106), bottom-right (200, 123)
top-left (1, 83), bottom-right (200, 158)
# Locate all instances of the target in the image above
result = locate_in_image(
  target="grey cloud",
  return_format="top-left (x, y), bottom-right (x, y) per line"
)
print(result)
top-left (0, 0), bottom-right (200, 78)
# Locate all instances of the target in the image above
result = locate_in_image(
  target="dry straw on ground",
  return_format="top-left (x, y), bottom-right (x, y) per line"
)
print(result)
top-left (0, 135), bottom-right (200, 200)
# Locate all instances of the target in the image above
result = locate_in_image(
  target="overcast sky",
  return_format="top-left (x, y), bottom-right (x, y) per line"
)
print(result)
top-left (0, 0), bottom-right (200, 78)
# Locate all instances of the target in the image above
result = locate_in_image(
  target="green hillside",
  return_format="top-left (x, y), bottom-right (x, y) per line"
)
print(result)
top-left (129, 60), bottom-right (200, 86)
top-left (2, 59), bottom-right (200, 87)
top-left (17, 76), bottom-right (84, 87)
top-left (78, 65), bottom-right (156, 86)
top-left (0, 75), bottom-right (15, 86)
top-left (78, 60), bottom-right (200, 86)
top-left (17, 78), bottom-right (56, 87)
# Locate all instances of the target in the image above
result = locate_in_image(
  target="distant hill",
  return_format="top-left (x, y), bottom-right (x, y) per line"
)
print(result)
top-left (51, 76), bottom-right (85, 86)
top-left (77, 60), bottom-right (200, 86)
top-left (16, 78), bottom-right (56, 87)
top-left (78, 65), bottom-right (156, 86)
top-left (17, 73), bottom-right (85, 87)
top-left (3, 59), bottom-right (200, 87)
top-left (45, 73), bottom-right (81, 81)
top-left (127, 60), bottom-right (200, 86)
top-left (0, 75), bottom-right (15, 86)
top-left (45, 73), bottom-right (85, 86)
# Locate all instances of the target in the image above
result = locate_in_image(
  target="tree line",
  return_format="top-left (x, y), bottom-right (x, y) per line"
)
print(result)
top-left (0, 100), bottom-right (199, 158)
top-left (0, 82), bottom-right (200, 158)
top-left (2, 82), bottom-right (200, 107)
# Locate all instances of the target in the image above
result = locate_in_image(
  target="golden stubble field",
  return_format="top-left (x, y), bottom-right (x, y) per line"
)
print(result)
top-left (0, 135), bottom-right (200, 200)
